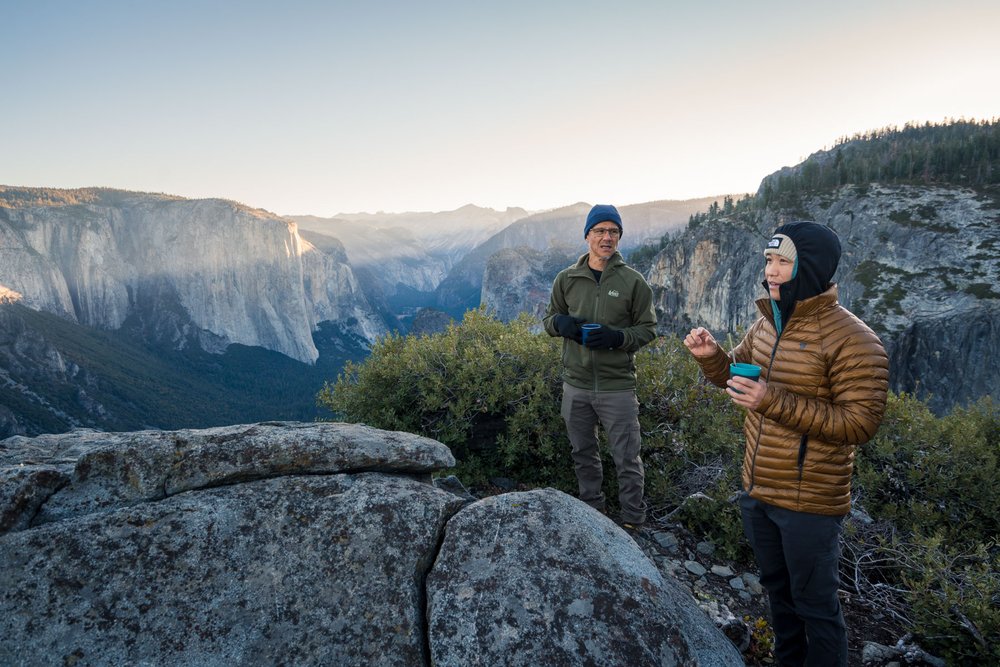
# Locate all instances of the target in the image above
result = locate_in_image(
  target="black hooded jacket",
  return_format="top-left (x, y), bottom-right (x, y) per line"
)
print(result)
top-left (764, 221), bottom-right (843, 333)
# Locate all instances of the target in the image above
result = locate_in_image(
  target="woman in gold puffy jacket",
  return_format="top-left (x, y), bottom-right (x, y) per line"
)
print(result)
top-left (684, 221), bottom-right (889, 667)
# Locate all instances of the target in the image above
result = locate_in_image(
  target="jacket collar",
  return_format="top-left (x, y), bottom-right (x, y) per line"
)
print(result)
top-left (569, 251), bottom-right (625, 275)
top-left (756, 284), bottom-right (839, 323)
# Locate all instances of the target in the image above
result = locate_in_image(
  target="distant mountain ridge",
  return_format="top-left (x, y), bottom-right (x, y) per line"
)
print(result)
top-left (290, 205), bottom-right (529, 302)
top-left (448, 198), bottom-right (722, 318)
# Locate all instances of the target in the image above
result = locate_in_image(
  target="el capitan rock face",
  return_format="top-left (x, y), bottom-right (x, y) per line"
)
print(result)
top-left (0, 188), bottom-right (386, 364)
top-left (1, 422), bottom-right (742, 666)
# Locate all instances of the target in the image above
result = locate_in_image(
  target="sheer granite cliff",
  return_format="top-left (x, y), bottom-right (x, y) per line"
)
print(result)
top-left (647, 184), bottom-right (1000, 414)
top-left (0, 188), bottom-right (385, 364)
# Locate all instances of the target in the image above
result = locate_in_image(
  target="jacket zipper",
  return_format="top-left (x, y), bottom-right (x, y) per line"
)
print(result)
top-left (796, 434), bottom-right (808, 475)
top-left (592, 273), bottom-right (601, 392)
top-left (746, 334), bottom-right (781, 494)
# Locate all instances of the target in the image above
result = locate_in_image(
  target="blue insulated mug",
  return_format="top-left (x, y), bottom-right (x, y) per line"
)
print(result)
top-left (581, 323), bottom-right (601, 344)
top-left (729, 363), bottom-right (762, 394)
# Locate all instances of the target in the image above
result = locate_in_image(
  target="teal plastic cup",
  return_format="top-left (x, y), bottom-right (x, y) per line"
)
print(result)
top-left (581, 323), bottom-right (601, 344)
top-left (729, 363), bottom-right (761, 393)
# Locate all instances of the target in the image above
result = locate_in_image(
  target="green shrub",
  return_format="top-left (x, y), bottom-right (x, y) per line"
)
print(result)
top-left (317, 310), bottom-right (576, 491)
top-left (671, 482), bottom-right (751, 563)
top-left (851, 394), bottom-right (1000, 661)
top-left (634, 337), bottom-right (748, 560)
top-left (319, 313), bottom-right (748, 546)
top-left (637, 337), bottom-right (743, 469)
top-left (744, 615), bottom-right (776, 664)
top-left (855, 394), bottom-right (1000, 549)
top-left (894, 532), bottom-right (999, 665)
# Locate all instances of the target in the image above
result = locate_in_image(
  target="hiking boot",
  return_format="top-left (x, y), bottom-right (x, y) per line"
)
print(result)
top-left (618, 520), bottom-right (649, 541)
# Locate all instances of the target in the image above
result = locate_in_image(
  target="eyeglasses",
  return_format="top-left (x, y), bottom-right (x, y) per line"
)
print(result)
top-left (589, 227), bottom-right (620, 238)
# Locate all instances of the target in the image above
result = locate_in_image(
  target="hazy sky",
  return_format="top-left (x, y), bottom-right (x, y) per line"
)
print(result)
top-left (4, 1), bottom-right (998, 216)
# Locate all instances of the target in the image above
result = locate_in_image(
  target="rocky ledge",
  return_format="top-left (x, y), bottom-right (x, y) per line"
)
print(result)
top-left (1, 421), bottom-right (742, 666)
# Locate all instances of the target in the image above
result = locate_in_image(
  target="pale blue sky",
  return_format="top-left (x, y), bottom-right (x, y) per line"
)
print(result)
top-left (3, 1), bottom-right (998, 215)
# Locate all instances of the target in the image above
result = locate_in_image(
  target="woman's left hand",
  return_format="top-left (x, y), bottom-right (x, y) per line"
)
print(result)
top-left (727, 377), bottom-right (767, 410)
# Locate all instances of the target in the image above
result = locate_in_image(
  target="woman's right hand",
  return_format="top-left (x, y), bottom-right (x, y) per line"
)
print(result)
top-left (683, 327), bottom-right (719, 358)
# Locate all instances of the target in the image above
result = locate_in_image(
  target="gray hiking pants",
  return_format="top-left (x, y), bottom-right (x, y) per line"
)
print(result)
top-left (561, 382), bottom-right (646, 524)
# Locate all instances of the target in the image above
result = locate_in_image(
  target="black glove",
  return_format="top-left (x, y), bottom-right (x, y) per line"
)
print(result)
top-left (553, 315), bottom-right (585, 341)
top-left (584, 327), bottom-right (624, 350)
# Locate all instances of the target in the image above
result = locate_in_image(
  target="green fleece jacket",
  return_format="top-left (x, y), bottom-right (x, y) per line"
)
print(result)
top-left (543, 252), bottom-right (658, 391)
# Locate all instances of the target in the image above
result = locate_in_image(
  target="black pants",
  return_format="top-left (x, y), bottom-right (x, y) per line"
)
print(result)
top-left (740, 493), bottom-right (847, 667)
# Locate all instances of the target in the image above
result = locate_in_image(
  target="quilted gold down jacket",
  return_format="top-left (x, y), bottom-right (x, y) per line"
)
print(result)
top-left (696, 285), bottom-right (889, 516)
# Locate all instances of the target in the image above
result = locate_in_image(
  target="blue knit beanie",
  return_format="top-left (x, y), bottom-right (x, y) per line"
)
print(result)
top-left (584, 204), bottom-right (623, 238)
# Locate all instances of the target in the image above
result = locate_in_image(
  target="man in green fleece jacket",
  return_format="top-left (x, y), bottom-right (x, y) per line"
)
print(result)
top-left (543, 204), bottom-right (658, 527)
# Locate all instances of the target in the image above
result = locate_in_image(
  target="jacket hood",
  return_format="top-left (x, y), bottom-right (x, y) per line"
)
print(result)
top-left (764, 221), bottom-right (841, 326)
